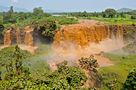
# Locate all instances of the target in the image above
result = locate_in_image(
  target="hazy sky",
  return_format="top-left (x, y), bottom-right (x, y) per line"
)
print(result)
top-left (0, 0), bottom-right (136, 12)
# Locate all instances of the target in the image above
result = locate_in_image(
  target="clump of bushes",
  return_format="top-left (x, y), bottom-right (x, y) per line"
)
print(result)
top-left (131, 15), bottom-right (136, 19)
top-left (123, 68), bottom-right (136, 90)
top-left (0, 46), bottom-right (87, 89)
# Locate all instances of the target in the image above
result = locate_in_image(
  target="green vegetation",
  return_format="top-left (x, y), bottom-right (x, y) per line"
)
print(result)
top-left (0, 46), bottom-right (31, 78)
top-left (0, 6), bottom-right (78, 42)
top-left (1, 6), bottom-right (78, 27)
top-left (0, 46), bottom-right (31, 69)
top-left (0, 6), bottom-right (136, 90)
top-left (33, 7), bottom-right (44, 17)
top-left (0, 46), bottom-right (136, 90)
top-left (99, 53), bottom-right (136, 90)
top-left (78, 56), bottom-right (102, 89)
top-left (0, 15), bottom-right (3, 24)
top-left (89, 17), bottom-right (136, 25)
top-left (56, 8), bottom-right (136, 25)
top-left (131, 15), bottom-right (136, 19)
top-left (123, 68), bottom-right (136, 90)
top-left (0, 46), bottom-right (87, 89)
top-left (102, 8), bottom-right (117, 18)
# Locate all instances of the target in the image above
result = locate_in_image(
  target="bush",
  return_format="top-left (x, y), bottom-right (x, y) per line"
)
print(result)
top-left (0, 46), bottom-right (31, 77)
top-left (131, 15), bottom-right (136, 19)
top-left (0, 46), bottom-right (87, 89)
top-left (123, 68), bottom-right (136, 90)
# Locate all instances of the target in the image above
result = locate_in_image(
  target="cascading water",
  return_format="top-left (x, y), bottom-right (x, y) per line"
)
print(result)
top-left (3, 26), bottom-right (34, 46)
top-left (4, 29), bottom-right (11, 46)
top-left (24, 26), bottom-right (34, 46)
top-left (3, 26), bottom-right (36, 54)
top-left (53, 22), bottom-right (124, 48)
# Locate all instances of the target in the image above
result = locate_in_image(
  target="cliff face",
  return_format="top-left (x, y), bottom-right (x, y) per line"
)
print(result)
top-left (53, 23), bottom-right (126, 47)
top-left (3, 26), bottom-right (34, 46)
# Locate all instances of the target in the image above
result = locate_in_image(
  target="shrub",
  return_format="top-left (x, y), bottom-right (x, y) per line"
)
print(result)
top-left (131, 15), bottom-right (136, 19)
top-left (123, 68), bottom-right (136, 90)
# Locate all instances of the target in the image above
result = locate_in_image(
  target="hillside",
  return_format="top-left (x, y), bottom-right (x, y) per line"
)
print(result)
top-left (117, 8), bottom-right (133, 12)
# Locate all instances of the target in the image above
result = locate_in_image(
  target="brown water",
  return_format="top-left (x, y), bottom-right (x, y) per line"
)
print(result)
top-left (50, 20), bottom-right (126, 69)
top-left (53, 20), bottom-right (124, 47)
top-left (24, 26), bottom-right (34, 46)
top-left (3, 26), bottom-right (36, 54)
top-left (2, 20), bottom-right (136, 68)
top-left (3, 26), bottom-right (34, 46)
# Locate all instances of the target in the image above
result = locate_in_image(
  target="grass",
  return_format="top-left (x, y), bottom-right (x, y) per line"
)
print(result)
top-left (26, 45), bottom-right (136, 89)
top-left (3, 15), bottom-right (78, 28)
top-left (84, 16), bottom-right (136, 25)
top-left (99, 53), bottom-right (136, 90)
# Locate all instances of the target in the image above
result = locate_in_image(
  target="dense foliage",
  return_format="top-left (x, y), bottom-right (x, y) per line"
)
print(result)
top-left (123, 68), bottom-right (136, 90)
top-left (0, 46), bottom-right (87, 89)
top-left (0, 46), bottom-right (31, 68)
top-left (0, 6), bottom-right (79, 42)
top-left (99, 54), bottom-right (136, 90)
top-left (101, 9), bottom-right (117, 18)
top-left (33, 7), bottom-right (44, 17)
top-left (78, 55), bottom-right (102, 89)
top-left (53, 8), bottom-right (136, 25)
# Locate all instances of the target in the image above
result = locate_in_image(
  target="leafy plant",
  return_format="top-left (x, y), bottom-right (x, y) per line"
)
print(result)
top-left (123, 68), bottom-right (136, 90)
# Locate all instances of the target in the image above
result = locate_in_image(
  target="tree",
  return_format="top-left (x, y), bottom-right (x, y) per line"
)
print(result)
top-left (78, 55), bottom-right (99, 72)
top-left (51, 61), bottom-right (87, 89)
top-left (130, 10), bottom-right (136, 15)
top-left (120, 12), bottom-right (126, 18)
top-left (0, 24), bottom-right (4, 34)
top-left (9, 6), bottom-right (14, 14)
top-left (33, 7), bottom-right (44, 17)
top-left (78, 55), bottom-right (102, 89)
top-left (123, 68), bottom-right (136, 90)
top-left (0, 15), bottom-right (3, 24)
top-left (104, 8), bottom-right (117, 18)
top-left (131, 15), bottom-right (136, 19)
top-left (0, 46), bottom-right (88, 89)
top-left (38, 20), bottom-right (57, 42)
top-left (82, 11), bottom-right (89, 17)
top-left (13, 45), bottom-right (24, 75)
top-left (3, 6), bottom-right (16, 23)
top-left (102, 12), bottom-right (106, 18)
top-left (1, 46), bottom-right (32, 90)
top-left (4, 45), bottom-right (28, 80)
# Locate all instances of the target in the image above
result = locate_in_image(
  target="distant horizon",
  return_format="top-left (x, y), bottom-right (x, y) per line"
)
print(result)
top-left (0, 5), bottom-right (135, 13)
top-left (0, 0), bottom-right (136, 12)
